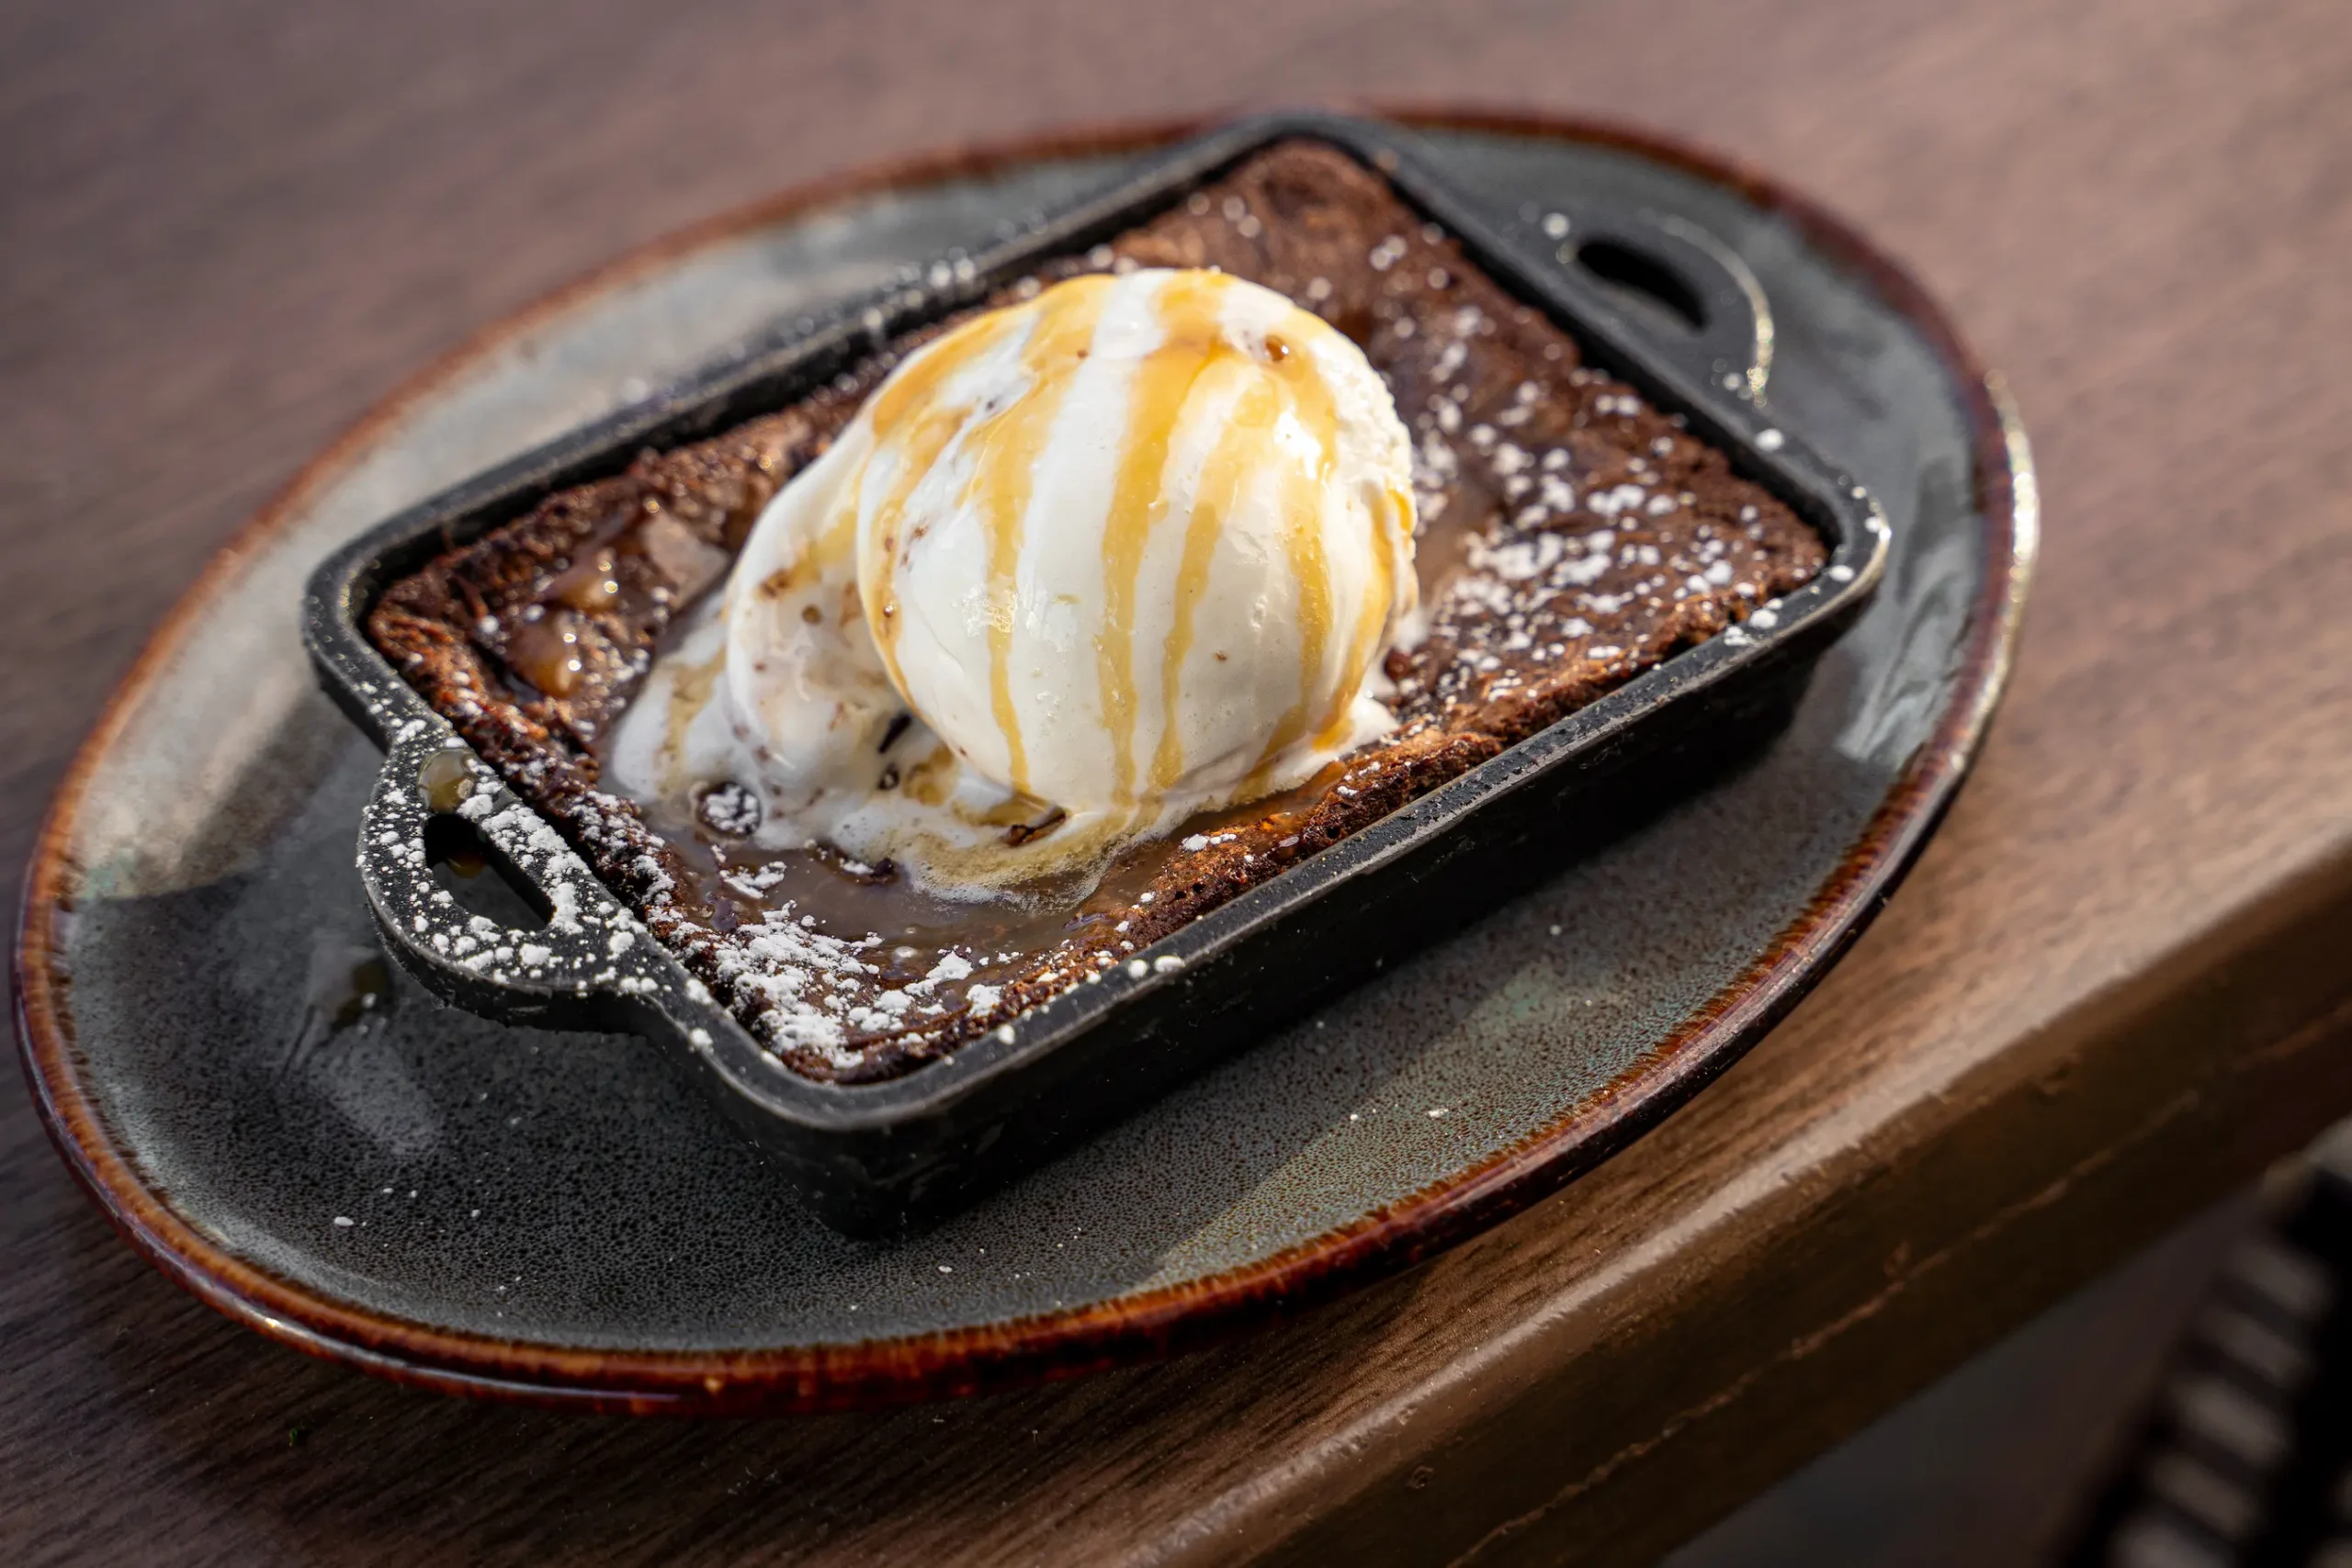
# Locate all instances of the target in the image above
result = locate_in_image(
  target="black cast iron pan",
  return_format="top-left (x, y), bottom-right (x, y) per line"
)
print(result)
top-left (303, 111), bottom-right (1887, 1236)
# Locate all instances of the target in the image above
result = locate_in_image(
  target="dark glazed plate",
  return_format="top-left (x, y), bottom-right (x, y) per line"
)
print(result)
top-left (15, 111), bottom-right (2033, 1414)
top-left (302, 112), bottom-right (1884, 1236)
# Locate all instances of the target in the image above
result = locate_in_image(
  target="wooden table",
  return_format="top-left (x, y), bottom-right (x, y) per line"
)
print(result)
top-left (6, 1), bottom-right (2348, 1562)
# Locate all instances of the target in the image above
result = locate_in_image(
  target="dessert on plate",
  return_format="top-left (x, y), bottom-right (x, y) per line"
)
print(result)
top-left (368, 140), bottom-right (1826, 1083)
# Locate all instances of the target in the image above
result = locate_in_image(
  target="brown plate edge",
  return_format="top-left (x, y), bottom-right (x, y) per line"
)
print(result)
top-left (12, 104), bottom-right (2036, 1416)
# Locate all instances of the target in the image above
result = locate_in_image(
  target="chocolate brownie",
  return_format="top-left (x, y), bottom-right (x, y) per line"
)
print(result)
top-left (368, 141), bottom-right (1825, 1082)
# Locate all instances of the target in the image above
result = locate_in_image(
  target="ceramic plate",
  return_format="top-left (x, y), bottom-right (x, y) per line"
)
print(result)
top-left (16, 111), bottom-right (2033, 1414)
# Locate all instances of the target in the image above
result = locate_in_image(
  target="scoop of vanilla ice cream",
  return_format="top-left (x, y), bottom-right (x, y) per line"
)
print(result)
top-left (854, 268), bottom-right (1417, 816)
top-left (610, 267), bottom-right (1417, 892)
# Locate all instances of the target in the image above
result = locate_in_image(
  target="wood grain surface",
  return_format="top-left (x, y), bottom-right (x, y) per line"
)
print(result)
top-left (6, 0), bottom-right (2351, 1563)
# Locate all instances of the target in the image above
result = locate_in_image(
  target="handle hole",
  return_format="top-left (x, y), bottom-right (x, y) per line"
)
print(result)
top-left (424, 814), bottom-right (550, 931)
top-left (1572, 239), bottom-right (1708, 335)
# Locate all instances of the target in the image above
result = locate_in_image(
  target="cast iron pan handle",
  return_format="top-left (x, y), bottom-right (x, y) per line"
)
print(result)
top-left (1528, 203), bottom-right (1773, 399)
top-left (356, 728), bottom-right (675, 1029)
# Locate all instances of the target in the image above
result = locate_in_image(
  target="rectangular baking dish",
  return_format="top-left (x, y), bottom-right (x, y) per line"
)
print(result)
top-left (304, 112), bottom-right (1886, 1236)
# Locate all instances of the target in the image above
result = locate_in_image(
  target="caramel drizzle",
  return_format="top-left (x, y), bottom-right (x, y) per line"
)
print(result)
top-left (856, 303), bottom-right (1033, 759)
top-left (1098, 272), bottom-right (1235, 806)
top-left (947, 275), bottom-right (1114, 796)
top-left (1309, 479), bottom-right (1410, 752)
top-left (1240, 333), bottom-right (1342, 793)
top-left (1148, 367), bottom-right (1281, 797)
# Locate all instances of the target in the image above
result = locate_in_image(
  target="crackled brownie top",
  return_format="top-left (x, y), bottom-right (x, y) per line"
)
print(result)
top-left (368, 141), bottom-right (1826, 1082)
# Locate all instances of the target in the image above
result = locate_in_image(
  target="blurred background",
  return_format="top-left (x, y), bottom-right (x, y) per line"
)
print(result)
top-left (5, 2), bottom-right (2345, 1564)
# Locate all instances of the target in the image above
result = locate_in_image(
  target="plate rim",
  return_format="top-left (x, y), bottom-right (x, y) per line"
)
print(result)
top-left (12, 105), bottom-right (2037, 1416)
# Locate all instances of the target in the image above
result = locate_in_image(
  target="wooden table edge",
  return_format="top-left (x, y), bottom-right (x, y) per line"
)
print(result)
top-left (1158, 841), bottom-right (2352, 1567)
